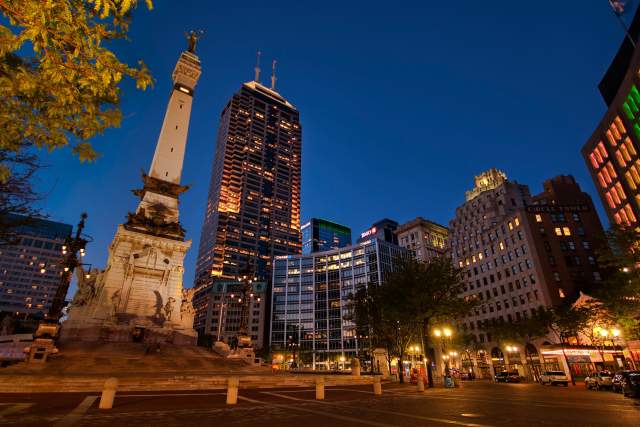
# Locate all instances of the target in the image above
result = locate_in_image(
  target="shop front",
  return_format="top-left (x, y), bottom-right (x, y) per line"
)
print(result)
top-left (540, 344), bottom-right (629, 381)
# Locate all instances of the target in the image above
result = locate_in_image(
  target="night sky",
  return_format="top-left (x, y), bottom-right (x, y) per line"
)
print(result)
top-left (35, 1), bottom-right (629, 295)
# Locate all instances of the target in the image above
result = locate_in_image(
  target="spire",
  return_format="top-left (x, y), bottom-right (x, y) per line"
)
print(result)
top-left (271, 59), bottom-right (277, 90)
top-left (254, 51), bottom-right (261, 83)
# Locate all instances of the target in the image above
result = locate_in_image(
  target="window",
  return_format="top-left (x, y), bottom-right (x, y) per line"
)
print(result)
top-left (554, 228), bottom-right (562, 236)
top-left (535, 214), bottom-right (543, 223)
top-left (582, 241), bottom-right (590, 250)
top-left (593, 272), bottom-right (602, 281)
top-left (553, 272), bottom-right (561, 282)
top-left (562, 227), bottom-right (571, 236)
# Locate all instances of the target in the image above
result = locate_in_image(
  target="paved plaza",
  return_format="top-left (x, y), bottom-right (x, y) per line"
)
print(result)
top-left (0, 381), bottom-right (638, 427)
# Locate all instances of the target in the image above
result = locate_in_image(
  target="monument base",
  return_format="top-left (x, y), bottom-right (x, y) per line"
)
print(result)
top-left (60, 320), bottom-right (197, 346)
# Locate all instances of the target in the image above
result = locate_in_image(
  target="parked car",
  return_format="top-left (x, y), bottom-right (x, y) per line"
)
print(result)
top-left (619, 371), bottom-right (640, 398)
top-left (494, 371), bottom-right (520, 383)
top-left (611, 371), bottom-right (639, 393)
top-left (539, 370), bottom-right (569, 386)
top-left (585, 371), bottom-right (613, 390)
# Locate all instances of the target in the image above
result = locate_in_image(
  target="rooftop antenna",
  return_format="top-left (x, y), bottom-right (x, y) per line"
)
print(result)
top-left (254, 50), bottom-right (261, 83)
top-left (271, 59), bottom-right (277, 90)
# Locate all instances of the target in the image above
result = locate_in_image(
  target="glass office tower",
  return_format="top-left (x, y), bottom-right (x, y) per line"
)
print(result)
top-left (270, 238), bottom-right (406, 369)
top-left (301, 218), bottom-right (351, 254)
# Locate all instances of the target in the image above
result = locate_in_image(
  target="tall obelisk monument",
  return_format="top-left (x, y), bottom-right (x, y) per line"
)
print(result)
top-left (62, 33), bottom-right (202, 345)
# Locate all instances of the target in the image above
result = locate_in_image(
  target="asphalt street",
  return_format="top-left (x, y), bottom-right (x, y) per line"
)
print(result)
top-left (0, 381), bottom-right (638, 427)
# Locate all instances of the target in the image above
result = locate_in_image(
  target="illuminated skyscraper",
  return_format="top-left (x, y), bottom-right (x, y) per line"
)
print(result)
top-left (194, 67), bottom-right (301, 286)
top-left (582, 6), bottom-right (640, 227)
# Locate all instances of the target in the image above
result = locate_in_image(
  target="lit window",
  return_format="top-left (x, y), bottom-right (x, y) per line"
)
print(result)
top-left (554, 228), bottom-right (562, 236)
top-left (508, 222), bottom-right (513, 231)
top-left (514, 217), bottom-right (520, 226)
top-left (535, 214), bottom-right (542, 223)
top-left (558, 289), bottom-right (565, 298)
top-left (499, 242), bottom-right (505, 250)
top-left (562, 227), bottom-right (571, 236)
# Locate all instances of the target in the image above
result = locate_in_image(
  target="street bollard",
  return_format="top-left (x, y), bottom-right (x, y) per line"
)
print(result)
top-left (373, 376), bottom-right (382, 396)
top-left (226, 376), bottom-right (239, 405)
top-left (417, 376), bottom-right (425, 392)
top-left (315, 376), bottom-right (325, 400)
top-left (99, 377), bottom-right (118, 410)
top-left (351, 358), bottom-right (361, 376)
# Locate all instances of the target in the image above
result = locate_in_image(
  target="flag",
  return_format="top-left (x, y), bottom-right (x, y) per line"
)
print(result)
top-left (610, 0), bottom-right (628, 16)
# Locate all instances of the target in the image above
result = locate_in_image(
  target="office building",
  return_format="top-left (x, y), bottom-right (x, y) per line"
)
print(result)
top-left (582, 6), bottom-right (640, 226)
top-left (270, 238), bottom-right (407, 369)
top-left (0, 214), bottom-right (72, 316)
top-left (193, 280), bottom-right (267, 348)
top-left (356, 218), bottom-right (398, 245)
top-left (449, 170), bottom-right (605, 378)
top-left (194, 72), bottom-right (301, 285)
top-left (301, 218), bottom-right (351, 254)
top-left (396, 217), bottom-right (447, 263)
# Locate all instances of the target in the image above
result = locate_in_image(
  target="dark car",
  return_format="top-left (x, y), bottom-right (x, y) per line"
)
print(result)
top-left (621, 372), bottom-right (640, 398)
top-left (612, 371), bottom-right (640, 393)
top-left (494, 371), bottom-right (520, 383)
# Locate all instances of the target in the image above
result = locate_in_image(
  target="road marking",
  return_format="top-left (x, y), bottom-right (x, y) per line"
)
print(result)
top-left (262, 392), bottom-right (494, 427)
top-left (239, 395), bottom-right (400, 427)
top-left (116, 392), bottom-right (227, 398)
top-left (0, 403), bottom-right (34, 418)
top-left (53, 396), bottom-right (97, 427)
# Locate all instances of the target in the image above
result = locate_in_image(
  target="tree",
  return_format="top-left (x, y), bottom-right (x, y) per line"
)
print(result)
top-left (592, 226), bottom-right (640, 339)
top-left (0, 0), bottom-right (154, 173)
top-left (0, 148), bottom-right (41, 246)
top-left (354, 256), bottom-right (477, 384)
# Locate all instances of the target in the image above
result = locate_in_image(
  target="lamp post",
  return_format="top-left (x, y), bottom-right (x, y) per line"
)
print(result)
top-left (49, 213), bottom-right (91, 320)
top-left (433, 326), bottom-right (453, 376)
top-left (236, 272), bottom-right (260, 349)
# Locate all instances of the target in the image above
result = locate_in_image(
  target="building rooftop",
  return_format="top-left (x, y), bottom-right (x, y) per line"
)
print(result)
top-left (243, 81), bottom-right (295, 109)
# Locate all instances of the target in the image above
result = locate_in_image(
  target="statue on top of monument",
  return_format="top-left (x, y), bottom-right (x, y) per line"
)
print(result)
top-left (185, 30), bottom-right (203, 53)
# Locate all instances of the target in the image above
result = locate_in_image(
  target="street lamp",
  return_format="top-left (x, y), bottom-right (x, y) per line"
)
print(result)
top-left (49, 213), bottom-right (91, 320)
top-left (433, 326), bottom-right (454, 376)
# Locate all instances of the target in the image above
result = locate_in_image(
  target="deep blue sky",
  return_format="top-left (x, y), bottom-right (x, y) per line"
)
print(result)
top-left (36, 1), bottom-right (629, 294)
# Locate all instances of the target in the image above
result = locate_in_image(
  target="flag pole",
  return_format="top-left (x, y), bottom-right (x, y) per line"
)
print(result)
top-left (610, 0), bottom-right (636, 47)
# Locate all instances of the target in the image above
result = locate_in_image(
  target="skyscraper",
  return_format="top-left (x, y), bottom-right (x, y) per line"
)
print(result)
top-left (194, 68), bottom-right (301, 286)
top-left (301, 218), bottom-right (351, 254)
top-left (582, 6), bottom-right (640, 227)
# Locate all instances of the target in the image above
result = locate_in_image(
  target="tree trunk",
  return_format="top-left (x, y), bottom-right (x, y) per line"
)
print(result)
top-left (398, 355), bottom-right (404, 384)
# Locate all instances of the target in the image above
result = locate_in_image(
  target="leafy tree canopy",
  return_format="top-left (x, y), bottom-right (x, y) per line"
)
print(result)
top-left (0, 0), bottom-right (154, 182)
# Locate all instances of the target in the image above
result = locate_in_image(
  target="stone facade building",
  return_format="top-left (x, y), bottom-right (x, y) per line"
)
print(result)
top-left (395, 217), bottom-right (447, 263)
top-left (448, 169), bottom-right (605, 379)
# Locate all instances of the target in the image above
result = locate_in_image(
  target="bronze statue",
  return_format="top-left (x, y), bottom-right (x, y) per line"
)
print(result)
top-left (185, 30), bottom-right (203, 53)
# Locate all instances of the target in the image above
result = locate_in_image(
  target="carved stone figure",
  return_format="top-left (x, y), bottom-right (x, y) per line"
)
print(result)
top-left (180, 289), bottom-right (195, 318)
top-left (111, 290), bottom-right (121, 318)
top-left (72, 268), bottom-right (99, 306)
top-left (164, 297), bottom-right (175, 321)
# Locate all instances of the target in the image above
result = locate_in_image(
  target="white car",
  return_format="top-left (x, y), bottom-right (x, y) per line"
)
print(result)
top-left (539, 370), bottom-right (569, 386)
top-left (585, 372), bottom-right (613, 390)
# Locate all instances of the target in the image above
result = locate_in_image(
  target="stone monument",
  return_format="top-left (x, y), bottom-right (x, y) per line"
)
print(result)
top-left (61, 34), bottom-right (202, 346)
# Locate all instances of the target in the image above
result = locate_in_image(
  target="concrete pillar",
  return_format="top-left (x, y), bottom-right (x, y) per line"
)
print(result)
top-left (417, 375), bottom-right (425, 392)
top-left (373, 376), bottom-right (382, 395)
top-left (226, 376), bottom-right (239, 405)
top-left (315, 377), bottom-right (325, 400)
top-left (351, 358), bottom-right (361, 376)
top-left (98, 378), bottom-right (118, 410)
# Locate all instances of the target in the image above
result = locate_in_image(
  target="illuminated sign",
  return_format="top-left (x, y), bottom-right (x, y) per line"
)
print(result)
top-left (526, 205), bottom-right (590, 214)
top-left (541, 348), bottom-right (618, 356)
top-left (360, 227), bottom-right (377, 239)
